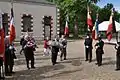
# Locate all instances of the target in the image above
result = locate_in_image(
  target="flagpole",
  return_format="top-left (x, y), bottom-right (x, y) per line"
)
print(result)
top-left (0, 10), bottom-right (2, 29)
top-left (87, 0), bottom-right (90, 34)
top-left (11, 0), bottom-right (13, 8)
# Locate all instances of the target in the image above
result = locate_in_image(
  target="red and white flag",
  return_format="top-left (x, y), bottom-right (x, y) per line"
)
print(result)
top-left (87, 6), bottom-right (93, 31)
top-left (9, 8), bottom-right (16, 44)
top-left (64, 20), bottom-right (69, 35)
top-left (106, 8), bottom-right (116, 41)
top-left (0, 11), bottom-right (5, 57)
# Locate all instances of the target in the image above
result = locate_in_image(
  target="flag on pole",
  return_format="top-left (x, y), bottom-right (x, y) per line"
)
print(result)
top-left (9, 8), bottom-right (16, 44)
top-left (106, 8), bottom-right (116, 41)
top-left (87, 6), bottom-right (93, 31)
top-left (64, 20), bottom-right (69, 35)
top-left (0, 11), bottom-right (5, 57)
top-left (92, 13), bottom-right (99, 40)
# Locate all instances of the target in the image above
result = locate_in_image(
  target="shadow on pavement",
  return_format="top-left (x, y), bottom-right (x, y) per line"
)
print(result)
top-left (59, 57), bottom-right (84, 64)
top-left (92, 57), bottom-right (112, 62)
top-left (35, 57), bottom-right (50, 60)
top-left (44, 68), bottom-right (83, 79)
top-left (102, 60), bottom-right (116, 65)
top-left (5, 64), bottom-right (65, 80)
top-left (34, 53), bottom-right (44, 56)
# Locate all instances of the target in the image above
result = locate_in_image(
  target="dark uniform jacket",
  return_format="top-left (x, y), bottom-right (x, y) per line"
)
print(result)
top-left (95, 40), bottom-right (104, 54)
top-left (5, 46), bottom-right (14, 65)
top-left (20, 38), bottom-right (24, 46)
top-left (23, 40), bottom-right (34, 60)
top-left (84, 38), bottom-right (93, 49)
top-left (51, 40), bottom-right (59, 53)
top-left (115, 44), bottom-right (120, 56)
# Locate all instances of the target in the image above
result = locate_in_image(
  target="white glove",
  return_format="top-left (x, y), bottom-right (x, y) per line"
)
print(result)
top-left (86, 46), bottom-right (89, 48)
top-left (9, 46), bottom-right (13, 50)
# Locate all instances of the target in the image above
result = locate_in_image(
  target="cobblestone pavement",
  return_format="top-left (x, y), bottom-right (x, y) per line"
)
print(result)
top-left (4, 40), bottom-right (120, 80)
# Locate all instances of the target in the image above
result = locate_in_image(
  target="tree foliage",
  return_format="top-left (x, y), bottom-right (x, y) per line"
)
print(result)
top-left (99, 3), bottom-right (120, 23)
top-left (47, 0), bottom-right (120, 37)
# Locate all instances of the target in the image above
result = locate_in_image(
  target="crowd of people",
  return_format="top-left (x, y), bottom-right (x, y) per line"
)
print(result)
top-left (20, 34), bottom-right (68, 69)
top-left (0, 33), bottom-right (68, 79)
top-left (84, 33), bottom-right (120, 71)
top-left (0, 36), bottom-right (17, 79)
top-left (0, 33), bottom-right (38, 79)
top-left (43, 35), bottom-right (67, 65)
top-left (1, 33), bottom-right (120, 79)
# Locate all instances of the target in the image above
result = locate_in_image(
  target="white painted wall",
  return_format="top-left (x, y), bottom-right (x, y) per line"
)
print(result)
top-left (0, 1), bottom-right (57, 41)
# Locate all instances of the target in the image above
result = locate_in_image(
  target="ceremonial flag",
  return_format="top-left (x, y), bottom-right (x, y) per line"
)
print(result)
top-left (9, 8), bottom-right (16, 44)
top-left (64, 20), bottom-right (69, 35)
top-left (92, 13), bottom-right (99, 40)
top-left (0, 11), bottom-right (5, 57)
top-left (106, 8), bottom-right (116, 41)
top-left (87, 6), bottom-right (93, 31)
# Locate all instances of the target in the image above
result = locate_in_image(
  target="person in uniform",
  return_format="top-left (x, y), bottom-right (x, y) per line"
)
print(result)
top-left (95, 37), bottom-right (104, 66)
top-left (115, 42), bottom-right (120, 71)
top-left (9, 43), bottom-right (17, 73)
top-left (84, 34), bottom-right (93, 62)
top-left (23, 36), bottom-right (36, 69)
top-left (4, 36), bottom-right (16, 76)
top-left (50, 37), bottom-right (60, 65)
top-left (59, 35), bottom-right (67, 61)
top-left (20, 35), bottom-right (25, 54)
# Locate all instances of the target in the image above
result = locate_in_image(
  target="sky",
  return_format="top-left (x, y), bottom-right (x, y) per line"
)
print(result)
top-left (97, 0), bottom-right (120, 12)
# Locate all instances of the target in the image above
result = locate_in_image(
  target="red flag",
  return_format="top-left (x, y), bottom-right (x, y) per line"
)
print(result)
top-left (0, 29), bottom-right (5, 57)
top-left (106, 8), bottom-right (115, 41)
top-left (87, 6), bottom-right (93, 31)
top-left (64, 21), bottom-right (69, 35)
top-left (0, 11), bottom-right (5, 57)
top-left (9, 8), bottom-right (16, 44)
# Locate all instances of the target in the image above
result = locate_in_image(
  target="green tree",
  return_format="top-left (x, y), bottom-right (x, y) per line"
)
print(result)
top-left (47, 0), bottom-right (101, 37)
top-left (99, 3), bottom-right (120, 23)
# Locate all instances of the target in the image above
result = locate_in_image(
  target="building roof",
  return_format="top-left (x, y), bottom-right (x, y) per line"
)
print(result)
top-left (0, 0), bottom-right (55, 6)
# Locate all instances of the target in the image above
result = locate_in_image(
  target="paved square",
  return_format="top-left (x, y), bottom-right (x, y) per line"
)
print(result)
top-left (5, 40), bottom-right (120, 80)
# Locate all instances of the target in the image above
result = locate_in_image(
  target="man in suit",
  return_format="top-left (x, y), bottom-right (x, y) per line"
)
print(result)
top-left (95, 37), bottom-right (104, 66)
top-left (51, 36), bottom-right (60, 65)
top-left (84, 34), bottom-right (93, 62)
top-left (59, 35), bottom-right (67, 61)
top-left (115, 42), bottom-right (120, 71)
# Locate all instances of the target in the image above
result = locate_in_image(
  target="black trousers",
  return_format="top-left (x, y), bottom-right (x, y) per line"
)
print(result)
top-left (26, 56), bottom-right (35, 68)
top-left (85, 48), bottom-right (92, 62)
top-left (5, 64), bottom-right (13, 73)
top-left (20, 48), bottom-right (24, 54)
top-left (96, 49), bottom-right (102, 65)
top-left (5, 58), bottom-right (14, 75)
top-left (116, 54), bottom-right (120, 69)
top-left (0, 60), bottom-right (4, 77)
top-left (60, 48), bottom-right (66, 59)
top-left (51, 52), bottom-right (58, 65)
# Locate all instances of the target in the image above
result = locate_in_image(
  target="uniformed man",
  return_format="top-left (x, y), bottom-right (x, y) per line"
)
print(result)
top-left (4, 36), bottom-right (15, 76)
top-left (20, 35), bottom-right (25, 54)
top-left (50, 37), bottom-right (60, 65)
top-left (95, 37), bottom-right (104, 66)
top-left (115, 42), bottom-right (120, 71)
top-left (23, 36), bottom-right (35, 69)
top-left (84, 34), bottom-right (93, 62)
top-left (59, 35), bottom-right (67, 61)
